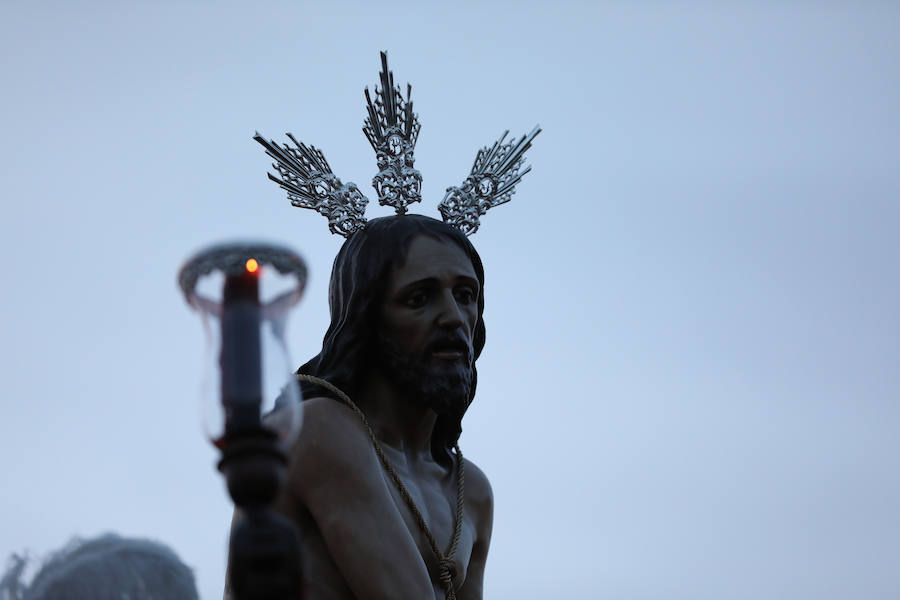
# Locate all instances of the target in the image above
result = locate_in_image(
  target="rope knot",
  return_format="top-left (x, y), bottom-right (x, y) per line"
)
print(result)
top-left (439, 557), bottom-right (457, 583)
top-left (438, 557), bottom-right (458, 599)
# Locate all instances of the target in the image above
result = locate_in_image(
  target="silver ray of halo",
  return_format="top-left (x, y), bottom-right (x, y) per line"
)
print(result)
top-left (254, 132), bottom-right (369, 238)
top-left (439, 125), bottom-right (542, 236)
top-left (363, 51), bottom-right (422, 215)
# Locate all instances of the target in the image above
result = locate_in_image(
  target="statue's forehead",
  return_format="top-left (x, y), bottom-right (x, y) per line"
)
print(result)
top-left (388, 236), bottom-right (478, 290)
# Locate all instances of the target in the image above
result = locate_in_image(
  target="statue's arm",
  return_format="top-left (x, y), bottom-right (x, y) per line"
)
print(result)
top-left (456, 459), bottom-right (494, 600)
top-left (290, 398), bottom-right (436, 600)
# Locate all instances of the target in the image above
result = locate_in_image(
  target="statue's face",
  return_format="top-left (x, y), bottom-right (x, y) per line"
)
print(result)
top-left (380, 235), bottom-right (479, 362)
top-left (376, 235), bottom-right (480, 412)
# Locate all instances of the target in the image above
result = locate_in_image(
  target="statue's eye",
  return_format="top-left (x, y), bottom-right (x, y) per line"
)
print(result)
top-left (454, 286), bottom-right (476, 305)
top-left (405, 291), bottom-right (428, 308)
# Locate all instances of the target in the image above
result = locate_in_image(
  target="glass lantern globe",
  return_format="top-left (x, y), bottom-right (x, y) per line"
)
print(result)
top-left (178, 242), bottom-right (307, 450)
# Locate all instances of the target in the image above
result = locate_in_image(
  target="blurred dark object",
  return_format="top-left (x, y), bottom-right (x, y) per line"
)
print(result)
top-left (217, 263), bottom-right (303, 600)
top-left (0, 533), bottom-right (199, 600)
top-left (227, 510), bottom-right (302, 600)
top-left (179, 243), bottom-right (306, 600)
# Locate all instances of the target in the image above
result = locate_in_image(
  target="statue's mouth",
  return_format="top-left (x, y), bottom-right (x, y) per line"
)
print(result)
top-left (427, 337), bottom-right (470, 362)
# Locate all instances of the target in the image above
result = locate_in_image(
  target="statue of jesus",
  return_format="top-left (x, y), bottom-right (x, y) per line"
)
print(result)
top-left (228, 51), bottom-right (538, 599)
top-left (279, 214), bottom-right (493, 599)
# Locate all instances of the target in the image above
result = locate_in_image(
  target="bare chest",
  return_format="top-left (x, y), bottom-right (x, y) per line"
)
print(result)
top-left (381, 453), bottom-right (477, 591)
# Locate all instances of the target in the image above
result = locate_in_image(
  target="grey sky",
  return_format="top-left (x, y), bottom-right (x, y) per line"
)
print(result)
top-left (1, 2), bottom-right (898, 599)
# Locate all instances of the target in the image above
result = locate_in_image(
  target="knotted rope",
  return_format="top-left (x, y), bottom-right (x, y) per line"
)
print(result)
top-left (295, 374), bottom-right (465, 599)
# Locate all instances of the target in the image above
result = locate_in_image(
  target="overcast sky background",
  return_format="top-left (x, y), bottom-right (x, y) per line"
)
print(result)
top-left (2, 2), bottom-right (899, 599)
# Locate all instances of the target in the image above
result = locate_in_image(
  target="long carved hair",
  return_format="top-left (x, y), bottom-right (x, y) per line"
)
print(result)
top-left (297, 214), bottom-right (486, 460)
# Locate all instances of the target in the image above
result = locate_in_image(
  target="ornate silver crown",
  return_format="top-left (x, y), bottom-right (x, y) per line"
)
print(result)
top-left (255, 52), bottom-right (539, 238)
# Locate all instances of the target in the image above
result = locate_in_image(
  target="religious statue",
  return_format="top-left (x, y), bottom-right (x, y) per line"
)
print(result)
top-left (233, 52), bottom-right (540, 600)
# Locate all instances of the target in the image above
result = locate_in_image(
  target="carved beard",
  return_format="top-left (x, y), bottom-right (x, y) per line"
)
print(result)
top-left (374, 334), bottom-right (473, 418)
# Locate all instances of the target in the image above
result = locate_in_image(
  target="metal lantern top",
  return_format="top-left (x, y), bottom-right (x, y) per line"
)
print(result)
top-left (178, 241), bottom-right (307, 314)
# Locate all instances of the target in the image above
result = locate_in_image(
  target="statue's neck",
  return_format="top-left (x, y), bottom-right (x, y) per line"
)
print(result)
top-left (355, 369), bottom-right (437, 459)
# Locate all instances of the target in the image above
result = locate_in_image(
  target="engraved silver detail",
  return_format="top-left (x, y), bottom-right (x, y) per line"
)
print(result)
top-left (363, 53), bottom-right (422, 215)
top-left (254, 53), bottom-right (539, 238)
top-left (254, 133), bottom-right (369, 238)
top-left (439, 126), bottom-right (541, 235)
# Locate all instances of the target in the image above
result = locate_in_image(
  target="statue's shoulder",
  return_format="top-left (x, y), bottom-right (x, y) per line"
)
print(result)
top-left (291, 396), bottom-right (376, 473)
top-left (302, 395), bottom-right (360, 424)
top-left (461, 456), bottom-right (494, 513)
top-left (458, 456), bottom-right (494, 548)
top-left (300, 396), bottom-right (365, 435)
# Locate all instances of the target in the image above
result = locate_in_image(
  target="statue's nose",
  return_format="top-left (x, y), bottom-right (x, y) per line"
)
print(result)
top-left (436, 289), bottom-right (465, 330)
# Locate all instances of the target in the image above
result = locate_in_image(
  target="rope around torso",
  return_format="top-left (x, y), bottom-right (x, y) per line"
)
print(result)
top-left (295, 374), bottom-right (466, 599)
